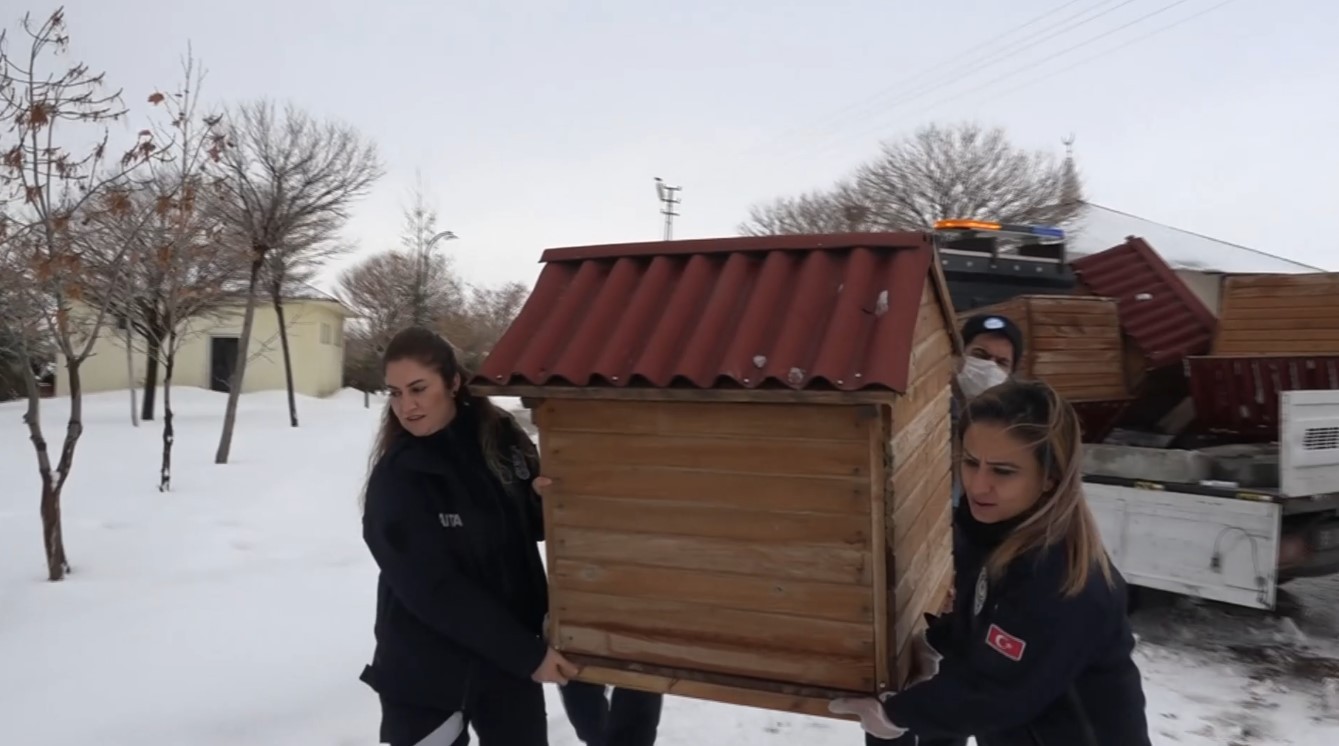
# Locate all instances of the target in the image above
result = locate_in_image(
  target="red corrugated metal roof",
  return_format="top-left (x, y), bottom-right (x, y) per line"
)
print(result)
top-left (474, 233), bottom-right (941, 393)
top-left (1188, 355), bottom-right (1339, 437)
top-left (1071, 237), bottom-right (1217, 369)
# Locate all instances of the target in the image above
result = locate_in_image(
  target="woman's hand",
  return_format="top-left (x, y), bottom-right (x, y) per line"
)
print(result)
top-left (531, 476), bottom-right (552, 498)
top-left (828, 693), bottom-right (906, 739)
top-left (531, 646), bottom-right (579, 685)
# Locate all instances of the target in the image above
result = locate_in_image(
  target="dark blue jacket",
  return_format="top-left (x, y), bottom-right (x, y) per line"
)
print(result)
top-left (883, 502), bottom-right (1152, 746)
top-left (359, 405), bottom-right (549, 711)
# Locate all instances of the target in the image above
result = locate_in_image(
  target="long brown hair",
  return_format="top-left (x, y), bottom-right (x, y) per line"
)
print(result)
top-left (961, 379), bottom-right (1113, 597)
top-left (363, 327), bottom-right (517, 503)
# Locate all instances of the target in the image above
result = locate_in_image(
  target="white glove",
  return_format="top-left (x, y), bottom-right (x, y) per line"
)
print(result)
top-left (829, 692), bottom-right (907, 740)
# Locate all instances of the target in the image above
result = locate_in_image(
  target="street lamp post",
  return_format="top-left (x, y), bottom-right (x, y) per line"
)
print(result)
top-left (427, 230), bottom-right (458, 250)
top-left (413, 230), bottom-right (458, 326)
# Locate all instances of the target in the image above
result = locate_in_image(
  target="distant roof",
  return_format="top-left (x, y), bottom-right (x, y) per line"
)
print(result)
top-left (219, 279), bottom-right (345, 306)
top-left (285, 282), bottom-right (343, 303)
top-left (1067, 203), bottom-right (1321, 274)
top-left (474, 233), bottom-right (946, 394)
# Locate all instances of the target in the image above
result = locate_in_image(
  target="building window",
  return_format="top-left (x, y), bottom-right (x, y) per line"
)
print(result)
top-left (320, 323), bottom-right (332, 345)
top-left (335, 325), bottom-right (343, 347)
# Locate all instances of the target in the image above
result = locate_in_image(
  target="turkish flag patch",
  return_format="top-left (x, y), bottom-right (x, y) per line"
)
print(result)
top-left (985, 623), bottom-right (1027, 661)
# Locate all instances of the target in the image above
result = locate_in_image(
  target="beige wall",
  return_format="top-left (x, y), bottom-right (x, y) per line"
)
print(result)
top-left (1173, 270), bottom-right (1223, 316)
top-left (55, 299), bottom-right (349, 398)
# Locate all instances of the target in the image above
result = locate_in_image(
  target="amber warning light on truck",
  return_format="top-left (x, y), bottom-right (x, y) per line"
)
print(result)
top-left (933, 218), bottom-right (1066, 240)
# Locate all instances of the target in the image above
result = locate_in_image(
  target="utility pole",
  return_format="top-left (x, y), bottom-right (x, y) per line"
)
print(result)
top-left (1059, 133), bottom-right (1081, 208)
top-left (654, 177), bottom-right (681, 241)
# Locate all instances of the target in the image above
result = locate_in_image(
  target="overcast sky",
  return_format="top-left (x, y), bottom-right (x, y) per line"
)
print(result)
top-left (22, 0), bottom-right (1339, 290)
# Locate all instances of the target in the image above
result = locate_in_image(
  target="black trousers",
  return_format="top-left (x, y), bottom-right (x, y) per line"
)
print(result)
top-left (559, 681), bottom-right (663, 746)
top-left (379, 676), bottom-right (548, 746)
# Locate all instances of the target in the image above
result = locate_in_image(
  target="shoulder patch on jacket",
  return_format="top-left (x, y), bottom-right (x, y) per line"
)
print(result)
top-left (510, 445), bottom-right (531, 481)
top-left (986, 623), bottom-right (1027, 662)
top-left (497, 413), bottom-right (539, 483)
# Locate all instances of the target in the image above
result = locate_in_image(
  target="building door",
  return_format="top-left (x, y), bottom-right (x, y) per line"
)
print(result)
top-left (209, 337), bottom-right (240, 393)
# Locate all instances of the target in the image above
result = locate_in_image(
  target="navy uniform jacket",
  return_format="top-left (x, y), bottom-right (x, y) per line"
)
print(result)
top-left (359, 404), bottom-right (549, 711)
top-left (883, 501), bottom-right (1152, 746)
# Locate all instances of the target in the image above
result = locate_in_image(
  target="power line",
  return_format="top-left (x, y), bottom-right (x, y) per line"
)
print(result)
top-left (736, 0), bottom-right (1133, 162)
top-left (779, 0), bottom-right (1205, 166)
top-left (689, 0), bottom-right (1242, 223)
top-left (737, 0), bottom-right (1094, 159)
top-left (917, 0), bottom-right (1203, 113)
top-left (967, 0), bottom-right (1239, 108)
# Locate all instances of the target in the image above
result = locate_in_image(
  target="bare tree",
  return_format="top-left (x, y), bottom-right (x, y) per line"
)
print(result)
top-left (336, 250), bottom-right (426, 392)
top-left (341, 324), bottom-right (384, 396)
top-left (441, 281), bottom-right (529, 372)
top-left (399, 180), bottom-right (462, 327)
top-left (152, 237), bottom-right (246, 491)
top-left (740, 122), bottom-right (1084, 235)
top-left (339, 267), bottom-right (527, 384)
top-left (338, 242), bottom-right (461, 335)
top-left (0, 241), bottom-right (54, 402)
top-left (739, 181), bottom-right (872, 236)
top-left (0, 9), bottom-right (161, 580)
top-left (337, 244), bottom-right (463, 365)
top-left (0, 243), bottom-right (46, 401)
top-left (121, 305), bottom-right (138, 425)
top-left (0, 330), bottom-right (26, 400)
top-left (89, 53), bottom-right (249, 490)
top-left (261, 224), bottom-right (348, 428)
top-left (335, 184), bottom-right (464, 391)
top-left (211, 99), bottom-right (381, 457)
top-left (114, 65), bottom-right (231, 428)
top-left (337, 251), bottom-right (417, 346)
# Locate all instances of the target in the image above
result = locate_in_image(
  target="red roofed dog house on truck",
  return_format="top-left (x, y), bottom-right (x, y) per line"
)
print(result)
top-left (471, 232), bottom-right (961, 717)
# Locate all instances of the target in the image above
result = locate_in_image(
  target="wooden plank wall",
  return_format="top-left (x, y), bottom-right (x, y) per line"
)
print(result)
top-left (888, 278), bottom-right (957, 689)
top-left (963, 295), bottom-right (1129, 402)
top-left (1024, 296), bottom-right (1128, 401)
top-left (1214, 273), bottom-right (1339, 356)
top-left (535, 399), bottom-right (881, 695)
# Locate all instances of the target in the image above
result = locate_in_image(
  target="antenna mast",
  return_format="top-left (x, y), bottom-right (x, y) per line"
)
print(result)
top-left (654, 177), bottom-right (682, 241)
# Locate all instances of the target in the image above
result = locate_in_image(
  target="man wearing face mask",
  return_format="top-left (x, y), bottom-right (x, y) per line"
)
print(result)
top-left (951, 314), bottom-right (1024, 507)
top-left (956, 314), bottom-right (1021, 393)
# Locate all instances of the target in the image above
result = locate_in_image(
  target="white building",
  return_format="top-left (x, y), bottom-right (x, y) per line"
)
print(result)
top-left (55, 286), bottom-right (354, 399)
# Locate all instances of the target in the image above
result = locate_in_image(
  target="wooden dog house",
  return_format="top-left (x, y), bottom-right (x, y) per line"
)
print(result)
top-left (958, 294), bottom-right (1128, 402)
top-left (472, 233), bottom-right (959, 717)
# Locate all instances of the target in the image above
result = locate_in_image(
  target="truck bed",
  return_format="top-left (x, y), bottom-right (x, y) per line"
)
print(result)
top-left (1082, 472), bottom-right (1339, 515)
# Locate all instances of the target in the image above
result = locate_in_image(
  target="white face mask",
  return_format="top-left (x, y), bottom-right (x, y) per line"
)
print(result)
top-left (957, 356), bottom-right (1010, 399)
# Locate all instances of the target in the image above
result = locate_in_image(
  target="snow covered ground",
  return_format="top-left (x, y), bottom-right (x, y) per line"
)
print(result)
top-left (1, 389), bottom-right (1336, 745)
